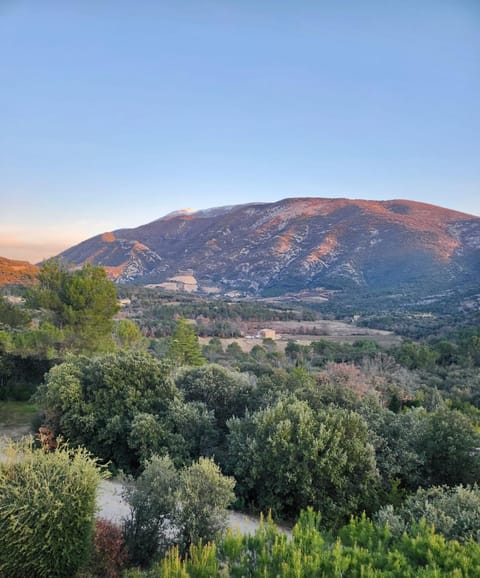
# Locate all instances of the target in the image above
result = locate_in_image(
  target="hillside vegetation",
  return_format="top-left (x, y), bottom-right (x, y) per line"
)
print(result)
top-left (0, 263), bottom-right (479, 576)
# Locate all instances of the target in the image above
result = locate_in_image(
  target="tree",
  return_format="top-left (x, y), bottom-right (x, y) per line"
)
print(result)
top-left (362, 404), bottom-right (426, 491)
top-left (122, 456), bottom-right (234, 566)
top-left (36, 350), bottom-right (177, 471)
top-left (376, 484), bottom-right (480, 543)
top-left (0, 440), bottom-right (104, 578)
top-left (123, 455), bottom-right (178, 567)
top-left (27, 261), bottom-right (119, 353)
top-left (113, 319), bottom-right (146, 350)
top-left (177, 456), bottom-right (235, 550)
top-left (167, 318), bottom-right (205, 366)
top-left (419, 407), bottom-right (480, 486)
top-left (227, 399), bottom-right (379, 525)
top-left (394, 341), bottom-right (439, 370)
top-left (175, 364), bottom-right (255, 431)
top-left (0, 295), bottom-right (30, 329)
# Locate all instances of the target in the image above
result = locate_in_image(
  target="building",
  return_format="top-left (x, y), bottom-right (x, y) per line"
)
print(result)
top-left (259, 328), bottom-right (276, 340)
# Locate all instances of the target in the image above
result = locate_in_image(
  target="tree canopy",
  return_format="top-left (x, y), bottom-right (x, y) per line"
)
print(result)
top-left (36, 350), bottom-right (176, 471)
top-left (166, 318), bottom-right (205, 367)
top-left (27, 261), bottom-right (119, 353)
top-left (227, 398), bottom-right (379, 525)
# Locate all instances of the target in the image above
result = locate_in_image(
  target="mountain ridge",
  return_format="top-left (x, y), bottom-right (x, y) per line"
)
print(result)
top-left (56, 197), bottom-right (480, 295)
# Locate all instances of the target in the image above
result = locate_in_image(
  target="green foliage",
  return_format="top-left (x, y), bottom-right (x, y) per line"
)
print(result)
top-left (27, 261), bottom-right (119, 353)
top-left (363, 404), bottom-right (480, 491)
top-left (227, 399), bottom-right (379, 524)
top-left (394, 341), bottom-right (439, 369)
top-left (0, 296), bottom-right (30, 329)
top-left (123, 455), bottom-right (179, 567)
top-left (161, 399), bottom-right (219, 464)
top-left (376, 484), bottom-right (480, 543)
top-left (11, 323), bottom-right (64, 359)
top-left (419, 407), bottom-right (480, 486)
top-left (122, 456), bottom-right (234, 567)
top-left (36, 351), bottom-right (176, 471)
top-left (175, 364), bottom-right (255, 431)
top-left (177, 457), bottom-right (235, 550)
top-left (0, 440), bottom-right (105, 578)
top-left (167, 318), bottom-right (205, 367)
top-left (0, 353), bottom-right (52, 400)
top-left (362, 405), bottom-right (427, 490)
top-left (113, 319), bottom-right (146, 349)
top-left (141, 508), bottom-right (480, 577)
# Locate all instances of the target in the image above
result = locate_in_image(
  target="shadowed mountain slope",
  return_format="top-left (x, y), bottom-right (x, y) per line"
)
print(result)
top-left (57, 198), bottom-right (480, 295)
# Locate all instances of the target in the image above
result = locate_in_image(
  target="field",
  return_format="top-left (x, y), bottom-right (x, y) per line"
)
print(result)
top-left (200, 319), bottom-right (401, 352)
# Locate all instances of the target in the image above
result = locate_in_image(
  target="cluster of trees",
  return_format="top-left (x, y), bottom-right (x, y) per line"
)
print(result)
top-left (116, 285), bottom-right (315, 338)
top-left (0, 437), bottom-right (236, 578)
top-left (3, 263), bottom-right (480, 575)
top-left (36, 350), bottom-right (480, 528)
top-left (128, 509), bottom-right (480, 577)
top-left (123, 455), bottom-right (234, 567)
top-left (0, 262), bottom-right (143, 399)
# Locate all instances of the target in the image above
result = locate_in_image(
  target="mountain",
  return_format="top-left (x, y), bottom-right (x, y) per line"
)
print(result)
top-left (0, 257), bottom-right (38, 286)
top-left (57, 198), bottom-right (480, 296)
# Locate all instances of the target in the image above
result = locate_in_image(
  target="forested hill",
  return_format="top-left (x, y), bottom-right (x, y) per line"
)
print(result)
top-left (57, 197), bottom-right (480, 295)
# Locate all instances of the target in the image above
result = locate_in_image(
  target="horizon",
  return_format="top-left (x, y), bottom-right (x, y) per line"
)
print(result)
top-left (2, 195), bottom-right (479, 265)
top-left (1, 1), bottom-right (479, 262)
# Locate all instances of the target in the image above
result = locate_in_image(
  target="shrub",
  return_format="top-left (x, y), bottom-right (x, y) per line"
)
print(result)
top-left (122, 455), bottom-right (235, 567)
top-left (0, 439), bottom-right (105, 578)
top-left (376, 484), bottom-right (480, 543)
top-left (89, 518), bottom-right (128, 578)
top-left (227, 399), bottom-right (378, 524)
top-left (140, 508), bottom-right (480, 577)
top-left (122, 455), bottom-right (178, 568)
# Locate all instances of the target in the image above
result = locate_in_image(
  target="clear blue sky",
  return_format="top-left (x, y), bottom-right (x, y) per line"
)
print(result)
top-left (1, 0), bottom-right (479, 262)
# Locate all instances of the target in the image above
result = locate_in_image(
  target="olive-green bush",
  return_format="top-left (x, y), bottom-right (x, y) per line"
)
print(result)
top-left (0, 439), bottom-right (105, 578)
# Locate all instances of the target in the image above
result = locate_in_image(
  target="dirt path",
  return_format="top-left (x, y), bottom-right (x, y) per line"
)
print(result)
top-left (97, 480), bottom-right (289, 536)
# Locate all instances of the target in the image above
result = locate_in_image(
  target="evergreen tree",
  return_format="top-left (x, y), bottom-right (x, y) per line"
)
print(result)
top-left (27, 261), bottom-right (119, 353)
top-left (167, 318), bottom-right (205, 367)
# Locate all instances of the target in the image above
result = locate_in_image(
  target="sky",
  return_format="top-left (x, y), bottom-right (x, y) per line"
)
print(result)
top-left (1, 0), bottom-right (479, 263)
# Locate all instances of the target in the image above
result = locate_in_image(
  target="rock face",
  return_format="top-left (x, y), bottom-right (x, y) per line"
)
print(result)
top-left (57, 198), bottom-right (480, 295)
top-left (0, 257), bottom-right (38, 286)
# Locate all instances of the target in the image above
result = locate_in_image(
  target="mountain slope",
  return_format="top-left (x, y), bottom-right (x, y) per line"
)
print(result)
top-left (57, 198), bottom-right (480, 295)
top-left (0, 257), bottom-right (39, 286)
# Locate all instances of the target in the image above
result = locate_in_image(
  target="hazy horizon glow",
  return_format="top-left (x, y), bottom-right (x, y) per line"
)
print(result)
top-left (1, 1), bottom-right (479, 262)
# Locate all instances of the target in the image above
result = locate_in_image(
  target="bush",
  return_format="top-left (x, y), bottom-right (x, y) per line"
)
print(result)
top-left (0, 439), bottom-right (105, 578)
top-left (89, 518), bottom-right (128, 578)
top-left (376, 484), bottom-right (480, 543)
top-left (139, 509), bottom-right (480, 577)
top-left (35, 350), bottom-right (176, 472)
top-left (122, 455), bottom-right (235, 567)
top-left (177, 456), bottom-right (235, 551)
top-left (227, 399), bottom-right (378, 524)
top-left (122, 455), bottom-right (178, 568)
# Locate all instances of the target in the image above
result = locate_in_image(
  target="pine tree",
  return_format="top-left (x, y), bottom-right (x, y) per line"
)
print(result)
top-left (167, 318), bottom-right (205, 367)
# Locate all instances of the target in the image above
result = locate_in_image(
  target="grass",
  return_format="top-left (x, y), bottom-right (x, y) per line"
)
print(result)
top-left (0, 401), bottom-right (38, 433)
